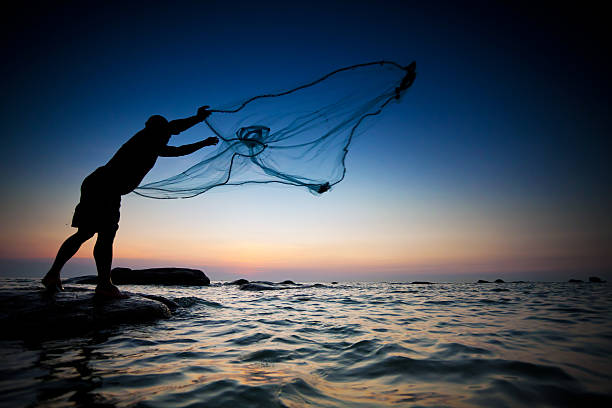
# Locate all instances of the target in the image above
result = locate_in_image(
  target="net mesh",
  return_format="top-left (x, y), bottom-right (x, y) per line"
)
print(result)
top-left (134, 61), bottom-right (416, 199)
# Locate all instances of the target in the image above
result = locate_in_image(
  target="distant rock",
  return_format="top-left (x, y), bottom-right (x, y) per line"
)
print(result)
top-left (239, 281), bottom-right (280, 291)
top-left (0, 286), bottom-right (174, 340)
top-left (65, 267), bottom-right (210, 286)
top-left (331, 281), bottom-right (338, 284)
top-left (223, 279), bottom-right (327, 290)
top-left (411, 281), bottom-right (433, 284)
top-left (238, 281), bottom-right (326, 291)
top-left (494, 279), bottom-right (505, 283)
top-left (568, 276), bottom-right (607, 283)
top-left (477, 280), bottom-right (490, 283)
top-left (226, 278), bottom-right (250, 285)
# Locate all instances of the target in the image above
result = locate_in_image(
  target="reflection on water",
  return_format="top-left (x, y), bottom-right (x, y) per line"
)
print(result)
top-left (1, 280), bottom-right (611, 407)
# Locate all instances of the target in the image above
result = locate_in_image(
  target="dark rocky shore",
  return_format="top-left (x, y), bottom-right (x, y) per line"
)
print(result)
top-left (0, 285), bottom-right (177, 340)
top-left (0, 273), bottom-right (329, 341)
top-left (65, 267), bottom-right (210, 286)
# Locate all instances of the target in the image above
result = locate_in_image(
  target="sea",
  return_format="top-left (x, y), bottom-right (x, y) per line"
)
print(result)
top-left (1, 278), bottom-right (611, 407)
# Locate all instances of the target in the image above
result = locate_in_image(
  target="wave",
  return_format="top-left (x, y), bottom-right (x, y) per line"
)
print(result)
top-left (3, 278), bottom-right (611, 408)
top-left (172, 296), bottom-right (224, 308)
top-left (322, 355), bottom-right (575, 382)
top-left (230, 332), bottom-right (272, 345)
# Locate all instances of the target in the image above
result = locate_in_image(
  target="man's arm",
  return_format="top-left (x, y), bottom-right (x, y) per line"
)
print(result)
top-left (168, 106), bottom-right (211, 135)
top-left (159, 137), bottom-right (219, 157)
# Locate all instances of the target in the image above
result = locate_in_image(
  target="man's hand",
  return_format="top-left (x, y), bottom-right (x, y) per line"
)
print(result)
top-left (205, 136), bottom-right (219, 146)
top-left (168, 107), bottom-right (213, 135)
top-left (197, 105), bottom-right (211, 121)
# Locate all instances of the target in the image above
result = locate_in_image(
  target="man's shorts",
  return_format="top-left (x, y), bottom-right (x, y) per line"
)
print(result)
top-left (71, 166), bottom-right (121, 233)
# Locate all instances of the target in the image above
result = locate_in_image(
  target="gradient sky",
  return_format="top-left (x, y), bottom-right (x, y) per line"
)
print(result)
top-left (1, 1), bottom-right (610, 281)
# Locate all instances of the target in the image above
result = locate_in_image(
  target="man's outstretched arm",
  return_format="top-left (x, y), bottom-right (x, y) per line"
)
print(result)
top-left (168, 106), bottom-right (211, 135)
top-left (159, 137), bottom-right (219, 157)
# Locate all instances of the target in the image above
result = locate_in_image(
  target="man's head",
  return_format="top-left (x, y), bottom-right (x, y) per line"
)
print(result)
top-left (145, 115), bottom-right (169, 131)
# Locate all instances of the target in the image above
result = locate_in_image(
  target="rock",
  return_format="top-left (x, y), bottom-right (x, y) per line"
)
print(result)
top-left (477, 280), bottom-right (490, 283)
top-left (112, 267), bottom-right (210, 286)
top-left (588, 276), bottom-right (606, 283)
top-left (238, 281), bottom-right (325, 291)
top-left (226, 278), bottom-right (250, 285)
top-left (140, 294), bottom-right (179, 312)
top-left (494, 279), bottom-right (505, 283)
top-left (65, 275), bottom-right (98, 284)
top-left (226, 279), bottom-right (321, 288)
top-left (0, 286), bottom-right (173, 340)
top-left (411, 281), bottom-right (433, 284)
top-left (65, 267), bottom-right (210, 286)
top-left (239, 281), bottom-right (278, 291)
top-left (568, 279), bottom-right (584, 283)
top-left (331, 281), bottom-right (338, 284)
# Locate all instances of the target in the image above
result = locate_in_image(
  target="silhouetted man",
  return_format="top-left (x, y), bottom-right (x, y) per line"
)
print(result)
top-left (42, 106), bottom-right (218, 297)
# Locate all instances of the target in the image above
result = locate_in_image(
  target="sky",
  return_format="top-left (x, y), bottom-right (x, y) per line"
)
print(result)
top-left (1, 1), bottom-right (610, 282)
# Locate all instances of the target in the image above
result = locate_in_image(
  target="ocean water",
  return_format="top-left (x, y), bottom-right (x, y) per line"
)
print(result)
top-left (1, 279), bottom-right (611, 407)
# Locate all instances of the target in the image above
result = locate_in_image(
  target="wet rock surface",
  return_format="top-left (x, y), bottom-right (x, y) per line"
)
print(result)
top-left (238, 281), bottom-right (327, 291)
top-left (0, 285), bottom-right (173, 340)
top-left (226, 278), bottom-right (250, 286)
top-left (223, 279), bottom-right (327, 291)
top-left (65, 267), bottom-right (210, 286)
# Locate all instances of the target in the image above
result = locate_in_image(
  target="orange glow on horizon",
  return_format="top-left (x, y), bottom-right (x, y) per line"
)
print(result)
top-left (3, 189), bottom-right (611, 278)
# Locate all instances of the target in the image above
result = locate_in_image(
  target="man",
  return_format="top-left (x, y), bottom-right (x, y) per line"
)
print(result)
top-left (41, 106), bottom-right (218, 297)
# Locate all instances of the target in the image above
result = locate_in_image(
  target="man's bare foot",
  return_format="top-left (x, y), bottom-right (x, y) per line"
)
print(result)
top-left (42, 274), bottom-right (64, 292)
top-left (95, 283), bottom-right (128, 299)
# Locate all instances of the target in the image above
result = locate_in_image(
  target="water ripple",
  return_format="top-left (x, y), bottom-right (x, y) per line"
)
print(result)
top-left (1, 280), bottom-right (611, 407)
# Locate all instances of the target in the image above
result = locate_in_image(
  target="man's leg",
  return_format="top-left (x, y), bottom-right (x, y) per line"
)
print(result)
top-left (42, 229), bottom-right (95, 291)
top-left (93, 226), bottom-right (126, 298)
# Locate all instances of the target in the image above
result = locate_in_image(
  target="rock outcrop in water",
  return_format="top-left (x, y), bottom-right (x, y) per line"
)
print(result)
top-left (0, 286), bottom-right (176, 340)
top-left (226, 279), bottom-right (250, 285)
top-left (65, 267), bottom-right (210, 286)
top-left (568, 277), bottom-right (607, 283)
top-left (224, 279), bottom-right (326, 291)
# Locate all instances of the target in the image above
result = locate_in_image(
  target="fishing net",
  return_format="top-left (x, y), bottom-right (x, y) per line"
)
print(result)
top-left (134, 61), bottom-right (416, 199)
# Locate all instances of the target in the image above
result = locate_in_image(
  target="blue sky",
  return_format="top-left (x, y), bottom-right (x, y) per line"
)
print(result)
top-left (1, 1), bottom-right (610, 281)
